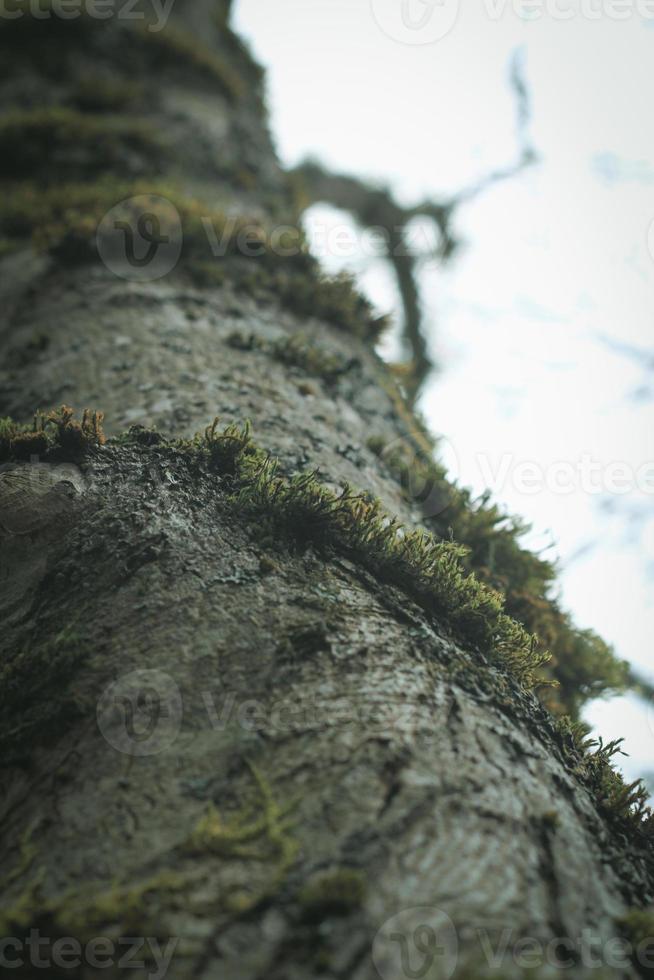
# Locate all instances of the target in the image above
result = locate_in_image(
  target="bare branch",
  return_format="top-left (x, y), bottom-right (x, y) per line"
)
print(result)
top-left (292, 48), bottom-right (538, 406)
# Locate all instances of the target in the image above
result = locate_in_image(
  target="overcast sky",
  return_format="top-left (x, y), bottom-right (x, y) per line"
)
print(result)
top-left (235, 0), bottom-right (654, 781)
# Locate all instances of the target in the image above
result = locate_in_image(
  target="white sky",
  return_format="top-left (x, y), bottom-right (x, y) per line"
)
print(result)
top-left (235, 0), bottom-right (654, 780)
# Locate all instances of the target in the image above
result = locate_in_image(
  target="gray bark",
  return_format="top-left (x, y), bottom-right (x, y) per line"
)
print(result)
top-left (0, 4), bottom-right (652, 979)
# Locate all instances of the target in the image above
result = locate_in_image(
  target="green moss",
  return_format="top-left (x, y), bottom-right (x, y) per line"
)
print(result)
top-left (0, 414), bottom-right (50, 460)
top-left (0, 179), bottom-right (384, 337)
top-left (185, 762), bottom-right (297, 866)
top-left (48, 404), bottom-right (106, 454)
top-left (377, 375), bottom-right (436, 457)
top-left (228, 448), bottom-right (547, 688)
top-left (1, 412), bottom-right (650, 847)
top-left (617, 907), bottom-right (654, 977)
top-left (0, 406), bottom-right (105, 463)
top-left (199, 417), bottom-right (255, 475)
top-left (0, 107), bottom-right (162, 180)
top-left (554, 719), bottom-right (652, 831)
top-left (0, 868), bottom-right (189, 942)
top-left (68, 76), bottom-right (144, 113)
top-left (0, 178), bottom-right (147, 253)
top-left (224, 330), bottom-right (358, 381)
top-left (0, 179), bottom-right (189, 258)
top-left (268, 268), bottom-right (387, 340)
top-left (259, 554), bottom-right (280, 575)
top-left (366, 434), bottom-right (387, 456)
top-left (135, 21), bottom-right (244, 102)
top-left (214, 5), bottom-right (266, 85)
top-left (298, 868), bottom-right (366, 921)
top-left (183, 762), bottom-right (299, 917)
top-left (189, 243), bottom-right (384, 339)
top-left (371, 436), bottom-right (630, 716)
top-left (226, 330), bottom-right (262, 351)
top-left (0, 771), bottom-right (293, 945)
top-left (184, 418), bottom-right (652, 837)
top-left (0, 4), bottom-right (244, 102)
top-left (619, 907), bottom-right (654, 941)
top-left (583, 736), bottom-right (650, 826)
top-left (272, 332), bottom-right (356, 381)
top-left (185, 421), bottom-right (549, 687)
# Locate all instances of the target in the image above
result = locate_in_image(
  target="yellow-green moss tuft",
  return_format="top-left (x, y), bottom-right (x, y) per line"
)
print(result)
top-left (370, 435), bottom-right (630, 716)
top-left (0, 107), bottom-right (162, 180)
top-left (0, 406), bottom-right (105, 464)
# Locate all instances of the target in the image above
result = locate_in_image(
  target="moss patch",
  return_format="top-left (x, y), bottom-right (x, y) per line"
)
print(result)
top-left (0, 406), bottom-right (105, 463)
top-left (185, 762), bottom-right (297, 868)
top-left (617, 907), bottom-right (654, 977)
top-left (230, 454), bottom-right (548, 689)
top-left (226, 330), bottom-right (358, 382)
top-left (178, 419), bottom-right (548, 687)
top-left (183, 761), bottom-right (299, 917)
top-left (0, 4), bottom-right (244, 102)
top-left (134, 20), bottom-right (244, 102)
top-left (0, 411), bottom-right (650, 844)
top-left (67, 76), bottom-right (144, 113)
top-left (298, 868), bottom-right (366, 921)
top-left (566, 727), bottom-right (652, 828)
top-left (272, 332), bottom-right (358, 382)
top-left (0, 180), bottom-right (384, 338)
top-left (367, 435), bottom-right (630, 717)
top-left (0, 107), bottom-right (162, 180)
top-left (0, 868), bottom-right (189, 946)
top-left (188, 419), bottom-right (652, 838)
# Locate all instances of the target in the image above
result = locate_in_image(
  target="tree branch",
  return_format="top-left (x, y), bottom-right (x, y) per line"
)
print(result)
top-left (292, 47), bottom-right (538, 405)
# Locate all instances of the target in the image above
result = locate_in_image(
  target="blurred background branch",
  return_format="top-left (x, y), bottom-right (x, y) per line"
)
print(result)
top-left (291, 47), bottom-right (538, 406)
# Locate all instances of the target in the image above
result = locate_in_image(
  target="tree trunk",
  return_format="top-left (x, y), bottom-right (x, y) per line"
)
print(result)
top-left (0, 4), bottom-right (652, 979)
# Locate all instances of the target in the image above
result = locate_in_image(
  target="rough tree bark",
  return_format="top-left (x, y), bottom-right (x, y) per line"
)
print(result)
top-left (0, 3), bottom-right (652, 979)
